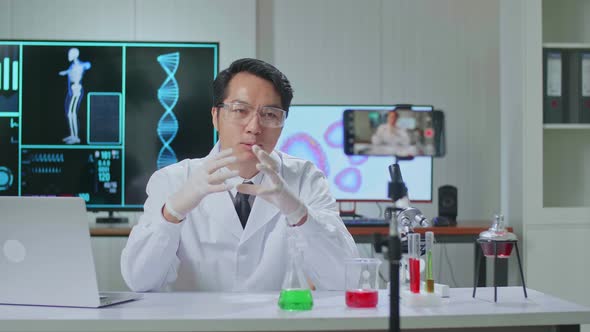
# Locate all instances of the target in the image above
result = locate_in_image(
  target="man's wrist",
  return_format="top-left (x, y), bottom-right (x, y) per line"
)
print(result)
top-left (286, 204), bottom-right (308, 227)
top-left (162, 204), bottom-right (184, 224)
top-left (291, 213), bottom-right (307, 227)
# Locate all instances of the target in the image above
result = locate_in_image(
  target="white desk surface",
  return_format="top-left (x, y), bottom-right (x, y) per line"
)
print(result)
top-left (1, 287), bottom-right (589, 332)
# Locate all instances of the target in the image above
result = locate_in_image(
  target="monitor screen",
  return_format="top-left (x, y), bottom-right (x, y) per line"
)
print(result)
top-left (277, 105), bottom-right (433, 202)
top-left (0, 40), bottom-right (218, 210)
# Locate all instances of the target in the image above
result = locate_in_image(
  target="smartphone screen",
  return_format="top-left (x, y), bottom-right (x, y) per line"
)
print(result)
top-left (343, 109), bottom-right (445, 157)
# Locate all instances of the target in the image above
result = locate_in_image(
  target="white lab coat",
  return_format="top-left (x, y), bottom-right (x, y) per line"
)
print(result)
top-left (121, 144), bottom-right (359, 292)
top-left (371, 124), bottom-right (411, 147)
top-left (370, 124), bottom-right (416, 156)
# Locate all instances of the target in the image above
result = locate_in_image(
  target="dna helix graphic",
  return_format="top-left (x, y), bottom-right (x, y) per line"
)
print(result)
top-left (156, 52), bottom-right (180, 169)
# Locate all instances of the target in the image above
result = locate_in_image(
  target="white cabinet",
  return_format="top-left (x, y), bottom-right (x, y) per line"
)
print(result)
top-left (541, 41), bottom-right (590, 207)
top-left (502, 0), bottom-right (590, 315)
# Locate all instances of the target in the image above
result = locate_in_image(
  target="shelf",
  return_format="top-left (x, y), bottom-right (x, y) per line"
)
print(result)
top-left (543, 124), bottom-right (590, 129)
top-left (543, 129), bottom-right (590, 208)
top-left (543, 43), bottom-right (590, 49)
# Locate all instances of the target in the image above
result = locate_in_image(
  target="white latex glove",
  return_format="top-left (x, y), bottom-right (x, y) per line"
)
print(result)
top-left (165, 148), bottom-right (239, 221)
top-left (237, 145), bottom-right (307, 226)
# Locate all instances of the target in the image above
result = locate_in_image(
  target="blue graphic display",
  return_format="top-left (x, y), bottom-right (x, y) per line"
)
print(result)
top-left (0, 56), bottom-right (18, 91)
top-left (0, 45), bottom-right (19, 113)
top-left (156, 52), bottom-right (180, 169)
top-left (0, 41), bottom-right (217, 209)
top-left (87, 93), bottom-right (122, 144)
top-left (0, 166), bottom-right (13, 191)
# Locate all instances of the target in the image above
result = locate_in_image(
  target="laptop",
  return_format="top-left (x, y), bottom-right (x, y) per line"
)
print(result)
top-left (0, 196), bottom-right (142, 308)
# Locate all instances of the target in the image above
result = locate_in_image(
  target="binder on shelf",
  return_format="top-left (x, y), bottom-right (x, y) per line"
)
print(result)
top-left (579, 51), bottom-right (590, 123)
top-left (567, 50), bottom-right (580, 123)
top-left (543, 49), bottom-right (566, 123)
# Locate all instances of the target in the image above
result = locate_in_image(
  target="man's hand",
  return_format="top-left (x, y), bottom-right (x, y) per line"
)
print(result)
top-left (165, 148), bottom-right (239, 222)
top-left (237, 145), bottom-right (307, 226)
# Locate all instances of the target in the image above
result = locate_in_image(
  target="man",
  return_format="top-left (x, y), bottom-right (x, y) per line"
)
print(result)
top-left (121, 58), bottom-right (358, 292)
top-left (370, 111), bottom-right (414, 156)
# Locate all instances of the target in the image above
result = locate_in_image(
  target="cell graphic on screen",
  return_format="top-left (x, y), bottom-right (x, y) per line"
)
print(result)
top-left (156, 52), bottom-right (180, 170)
top-left (59, 48), bottom-right (91, 145)
top-left (322, 120), bottom-right (363, 193)
top-left (334, 167), bottom-right (362, 193)
top-left (280, 133), bottom-right (330, 176)
top-left (324, 120), bottom-right (344, 148)
top-left (347, 155), bottom-right (369, 166)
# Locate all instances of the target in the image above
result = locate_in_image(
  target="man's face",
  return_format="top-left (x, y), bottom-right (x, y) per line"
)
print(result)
top-left (387, 112), bottom-right (398, 126)
top-left (212, 72), bottom-right (284, 164)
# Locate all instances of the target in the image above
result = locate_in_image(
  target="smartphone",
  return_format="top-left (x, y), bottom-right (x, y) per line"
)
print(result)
top-left (343, 108), bottom-right (446, 157)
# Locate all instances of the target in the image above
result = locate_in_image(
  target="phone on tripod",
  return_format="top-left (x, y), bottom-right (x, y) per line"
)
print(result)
top-left (343, 107), bottom-right (445, 158)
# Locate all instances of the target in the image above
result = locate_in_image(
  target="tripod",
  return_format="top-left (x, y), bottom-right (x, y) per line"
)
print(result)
top-left (387, 160), bottom-right (408, 332)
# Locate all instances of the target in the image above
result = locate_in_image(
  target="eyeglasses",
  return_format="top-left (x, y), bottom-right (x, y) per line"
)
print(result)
top-left (217, 102), bottom-right (286, 128)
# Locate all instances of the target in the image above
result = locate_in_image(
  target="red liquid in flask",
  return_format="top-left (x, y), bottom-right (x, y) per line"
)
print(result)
top-left (409, 258), bottom-right (420, 293)
top-left (480, 242), bottom-right (513, 258)
top-left (345, 289), bottom-right (378, 308)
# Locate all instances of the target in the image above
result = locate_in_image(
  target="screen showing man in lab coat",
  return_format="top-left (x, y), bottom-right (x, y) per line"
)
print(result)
top-left (121, 58), bottom-right (359, 292)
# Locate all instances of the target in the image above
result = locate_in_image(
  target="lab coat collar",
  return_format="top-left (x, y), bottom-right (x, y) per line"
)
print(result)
top-left (239, 149), bottom-right (282, 245)
top-left (202, 189), bottom-right (244, 241)
top-left (239, 189), bottom-right (280, 245)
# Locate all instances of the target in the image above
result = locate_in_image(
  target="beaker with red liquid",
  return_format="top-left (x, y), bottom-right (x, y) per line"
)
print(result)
top-left (345, 258), bottom-right (381, 308)
top-left (345, 289), bottom-right (379, 308)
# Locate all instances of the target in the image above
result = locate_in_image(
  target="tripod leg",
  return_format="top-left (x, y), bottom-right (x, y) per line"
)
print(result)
top-left (514, 242), bottom-right (527, 298)
top-left (494, 242), bottom-right (498, 302)
top-left (473, 242), bottom-right (482, 298)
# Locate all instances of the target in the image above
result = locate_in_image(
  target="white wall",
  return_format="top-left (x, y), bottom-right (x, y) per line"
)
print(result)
top-left (1, 0), bottom-right (256, 68)
top-left (258, 0), bottom-right (501, 222)
top-left (499, 0), bottom-right (525, 287)
top-left (0, 0), bottom-right (502, 290)
top-left (259, 0), bottom-right (501, 288)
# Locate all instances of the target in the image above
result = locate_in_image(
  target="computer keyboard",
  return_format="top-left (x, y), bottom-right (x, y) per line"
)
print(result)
top-left (342, 218), bottom-right (388, 226)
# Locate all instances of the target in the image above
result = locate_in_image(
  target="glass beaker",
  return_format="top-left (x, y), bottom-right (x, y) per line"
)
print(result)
top-left (345, 258), bottom-right (381, 308)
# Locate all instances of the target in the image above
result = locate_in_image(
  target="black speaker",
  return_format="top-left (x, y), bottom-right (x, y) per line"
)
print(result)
top-left (436, 185), bottom-right (457, 226)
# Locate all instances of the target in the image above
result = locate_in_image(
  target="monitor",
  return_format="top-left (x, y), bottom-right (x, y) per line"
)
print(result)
top-left (277, 105), bottom-right (433, 202)
top-left (0, 40), bottom-right (218, 210)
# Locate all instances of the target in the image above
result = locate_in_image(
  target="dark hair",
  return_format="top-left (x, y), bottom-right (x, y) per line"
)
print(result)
top-left (213, 58), bottom-right (294, 114)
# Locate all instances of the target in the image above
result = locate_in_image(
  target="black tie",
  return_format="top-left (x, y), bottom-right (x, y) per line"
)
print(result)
top-left (234, 181), bottom-right (253, 228)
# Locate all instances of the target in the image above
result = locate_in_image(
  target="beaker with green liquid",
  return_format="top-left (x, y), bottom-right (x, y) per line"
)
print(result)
top-left (278, 233), bottom-right (313, 311)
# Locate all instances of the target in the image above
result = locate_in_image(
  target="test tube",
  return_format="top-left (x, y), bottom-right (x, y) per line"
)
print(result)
top-left (425, 231), bottom-right (435, 293)
top-left (408, 233), bottom-right (420, 294)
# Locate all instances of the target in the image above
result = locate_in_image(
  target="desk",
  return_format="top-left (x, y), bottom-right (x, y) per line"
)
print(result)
top-left (90, 224), bottom-right (507, 287)
top-left (1, 288), bottom-right (588, 332)
top-left (89, 224), bottom-right (503, 239)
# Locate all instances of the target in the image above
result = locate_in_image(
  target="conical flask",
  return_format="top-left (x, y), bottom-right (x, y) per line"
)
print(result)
top-left (278, 232), bottom-right (313, 311)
